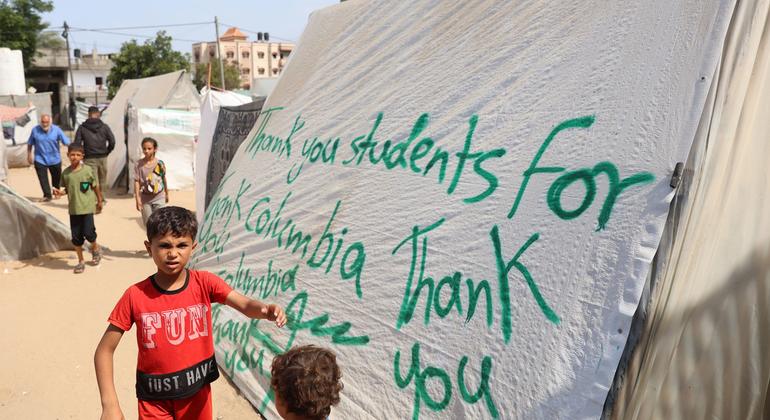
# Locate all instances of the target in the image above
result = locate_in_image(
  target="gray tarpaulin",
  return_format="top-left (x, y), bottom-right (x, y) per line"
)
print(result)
top-left (204, 98), bottom-right (265, 209)
top-left (0, 183), bottom-right (73, 261)
top-left (605, 0), bottom-right (770, 418)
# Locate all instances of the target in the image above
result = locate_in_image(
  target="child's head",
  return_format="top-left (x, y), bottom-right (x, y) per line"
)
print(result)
top-left (141, 137), bottom-right (158, 159)
top-left (271, 345), bottom-right (343, 420)
top-left (67, 144), bottom-right (85, 165)
top-left (144, 206), bottom-right (198, 276)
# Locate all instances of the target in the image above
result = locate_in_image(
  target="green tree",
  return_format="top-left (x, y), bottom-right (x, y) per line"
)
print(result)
top-left (36, 30), bottom-right (64, 50)
top-left (192, 59), bottom-right (242, 91)
top-left (107, 31), bottom-right (189, 98)
top-left (0, 0), bottom-right (54, 69)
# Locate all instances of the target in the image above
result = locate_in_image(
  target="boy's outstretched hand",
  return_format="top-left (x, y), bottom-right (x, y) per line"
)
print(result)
top-left (263, 303), bottom-right (287, 327)
top-left (226, 290), bottom-right (288, 328)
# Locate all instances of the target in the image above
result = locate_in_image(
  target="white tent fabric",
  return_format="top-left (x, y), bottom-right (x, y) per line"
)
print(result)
top-left (126, 108), bottom-right (200, 191)
top-left (0, 182), bottom-right (72, 261)
top-left (607, 1), bottom-right (770, 419)
top-left (189, 1), bottom-right (736, 418)
top-left (103, 71), bottom-right (200, 189)
top-left (195, 89), bottom-right (252, 220)
top-left (0, 128), bottom-right (6, 182)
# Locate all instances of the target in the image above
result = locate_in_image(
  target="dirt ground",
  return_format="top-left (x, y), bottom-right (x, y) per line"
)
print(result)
top-left (0, 163), bottom-right (260, 419)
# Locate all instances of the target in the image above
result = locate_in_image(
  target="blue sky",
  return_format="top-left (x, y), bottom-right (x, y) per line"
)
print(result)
top-left (42, 0), bottom-right (340, 54)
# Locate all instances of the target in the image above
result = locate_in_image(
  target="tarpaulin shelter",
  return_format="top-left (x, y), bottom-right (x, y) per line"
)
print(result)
top-left (188, 0), bottom-right (770, 419)
top-left (103, 70), bottom-right (200, 189)
top-left (0, 105), bottom-right (38, 168)
top-left (0, 183), bottom-right (72, 261)
top-left (195, 89), bottom-right (252, 220)
top-left (0, 132), bottom-right (6, 182)
top-left (126, 108), bottom-right (200, 191)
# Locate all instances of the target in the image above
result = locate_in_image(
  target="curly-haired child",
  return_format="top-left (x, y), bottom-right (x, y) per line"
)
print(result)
top-left (271, 345), bottom-right (343, 420)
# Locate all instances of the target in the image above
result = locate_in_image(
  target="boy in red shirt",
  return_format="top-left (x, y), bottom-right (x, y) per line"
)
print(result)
top-left (94, 206), bottom-right (287, 420)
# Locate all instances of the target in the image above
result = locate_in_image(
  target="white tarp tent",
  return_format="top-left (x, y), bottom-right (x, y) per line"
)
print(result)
top-left (186, 1), bottom-right (761, 419)
top-left (0, 182), bottom-right (72, 261)
top-left (606, 0), bottom-right (770, 418)
top-left (103, 70), bottom-right (200, 189)
top-left (0, 130), bottom-right (6, 182)
top-left (195, 89), bottom-right (252, 219)
top-left (126, 108), bottom-right (200, 191)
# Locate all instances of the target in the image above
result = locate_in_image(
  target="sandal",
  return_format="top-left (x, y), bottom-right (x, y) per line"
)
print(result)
top-left (74, 262), bottom-right (85, 274)
top-left (92, 249), bottom-right (102, 266)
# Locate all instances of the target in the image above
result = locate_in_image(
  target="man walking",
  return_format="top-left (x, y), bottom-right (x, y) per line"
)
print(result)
top-left (75, 106), bottom-right (115, 203)
top-left (27, 114), bottom-right (70, 202)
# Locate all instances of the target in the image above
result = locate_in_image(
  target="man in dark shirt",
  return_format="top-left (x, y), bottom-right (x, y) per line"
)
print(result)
top-left (75, 106), bottom-right (115, 204)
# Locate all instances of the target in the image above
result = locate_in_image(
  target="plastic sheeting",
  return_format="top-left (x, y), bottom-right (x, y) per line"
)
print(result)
top-left (1, 105), bottom-right (38, 168)
top-left (126, 108), bottom-right (200, 191)
top-left (0, 132), bottom-right (6, 182)
top-left (0, 183), bottom-right (73, 261)
top-left (103, 71), bottom-right (200, 189)
top-left (605, 0), bottom-right (770, 418)
top-left (195, 90), bottom-right (252, 219)
top-left (204, 99), bottom-right (265, 211)
top-left (190, 1), bottom-right (735, 418)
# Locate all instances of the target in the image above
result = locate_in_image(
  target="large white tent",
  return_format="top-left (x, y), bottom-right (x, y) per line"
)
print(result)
top-left (189, 1), bottom-right (770, 419)
top-left (0, 183), bottom-right (72, 261)
top-left (126, 107), bottom-right (200, 191)
top-left (103, 71), bottom-right (200, 189)
top-left (195, 89), bottom-right (252, 219)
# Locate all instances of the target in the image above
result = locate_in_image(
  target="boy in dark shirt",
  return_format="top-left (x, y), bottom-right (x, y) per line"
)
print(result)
top-left (94, 206), bottom-right (287, 420)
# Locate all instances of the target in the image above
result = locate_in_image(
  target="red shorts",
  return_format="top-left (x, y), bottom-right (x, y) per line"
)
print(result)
top-left (138, 384), bottom-right (212, 420)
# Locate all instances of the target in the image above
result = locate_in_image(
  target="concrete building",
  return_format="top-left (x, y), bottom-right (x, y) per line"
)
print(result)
top-left (25, 47), bottom-right (113, 128)
top-left (70, 48), bottom-right (113, 105)
top-left (192, 28), bottom-right (294, 89)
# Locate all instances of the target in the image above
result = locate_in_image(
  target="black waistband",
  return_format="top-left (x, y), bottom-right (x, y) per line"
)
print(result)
top-left (136, 355), bottom-right (219, 401)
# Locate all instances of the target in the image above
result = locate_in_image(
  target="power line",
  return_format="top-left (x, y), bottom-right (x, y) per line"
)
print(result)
top-left (69, 21), bottom-right (213, 32)
top-left (69, 27), bottom-right (206, 43)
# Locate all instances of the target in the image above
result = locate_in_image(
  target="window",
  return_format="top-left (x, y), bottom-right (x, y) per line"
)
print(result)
top-left (258, 67), bottom-right (265, 75)
top-left (95, 77), bottom-right (103, 85)
top-left (194, 53), bottom-right (200, 62)
top-left (257, 52), bottom-right (265, 59)
top-left (208, 49), bottom-right (215, 57)
top-left (272, 68), bottom-right (278, 75)
top-left (241, 68), bottom-right (250, 75)
top-left (226, 51), bottom-right (234, 59)
top-left (272, 52), bottom-right (278, 59)
top-left (242, 51), bottom-right (250, 59)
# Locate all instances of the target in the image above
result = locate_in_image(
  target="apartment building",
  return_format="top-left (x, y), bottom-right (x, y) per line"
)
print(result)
top-left (192, 27), bottom-right (294, 89)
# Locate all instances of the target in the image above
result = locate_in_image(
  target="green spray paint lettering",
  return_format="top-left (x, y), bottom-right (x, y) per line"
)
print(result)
top-left (219, 253), bottom-right (297, 299)
top-left (286, 135), bottom-right (340, 184)
top-left (391, 219), bottom-right (494, 332)
top-left (245, 108), bottom-right (301, 160)
top-left (490, 225), bottom-right (560, 342)
top-left (394, 342), bottom-right (498, 419)
top-left (343, 113), bottom-right (504, 204)
top-left (445, 115), bottom-right (506, 203)
top-left (507, 115), bottom-right (655, 229)
top-left (244, 192), bottom-right (366, 298)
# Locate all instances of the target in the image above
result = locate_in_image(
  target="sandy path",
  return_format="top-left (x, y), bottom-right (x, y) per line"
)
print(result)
top-left (0, 163), bottom-right (259, 419)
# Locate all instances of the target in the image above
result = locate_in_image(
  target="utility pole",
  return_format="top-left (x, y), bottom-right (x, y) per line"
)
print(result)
top-left (214, 16), bottom-right (226, 90)
top-left (62, 21), bottom-right (77, 129)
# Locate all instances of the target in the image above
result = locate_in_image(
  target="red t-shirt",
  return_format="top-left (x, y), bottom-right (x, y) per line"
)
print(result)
top-left (109, 269), bottom-right (233, 400)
